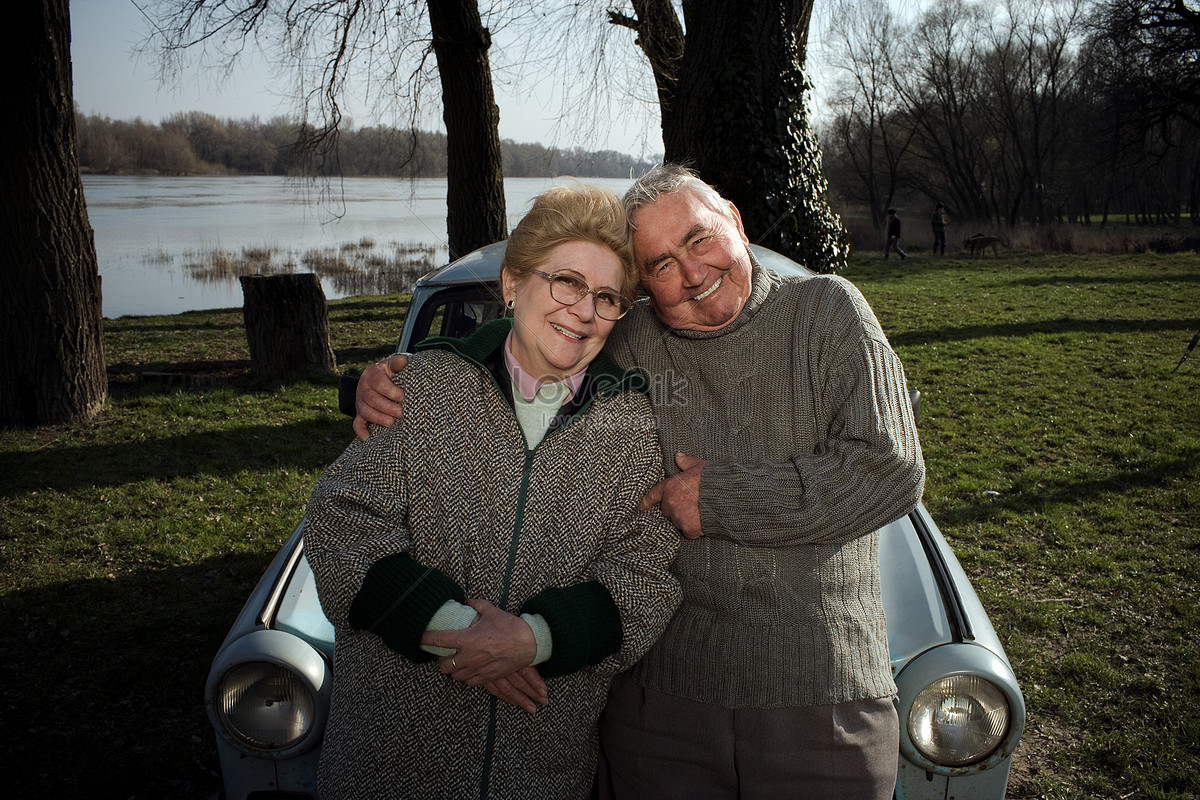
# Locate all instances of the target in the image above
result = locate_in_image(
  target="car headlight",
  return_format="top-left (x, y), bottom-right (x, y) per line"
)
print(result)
top-left (206, 628), bottom-right (330, 757)
top-left (907, 674), bottom-right (1010, 766)
top-left (216, 661), bottom-right (317, 752)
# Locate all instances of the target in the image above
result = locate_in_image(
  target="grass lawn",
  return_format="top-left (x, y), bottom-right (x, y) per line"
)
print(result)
top-left (1, 251), bottom-right (1197, 798)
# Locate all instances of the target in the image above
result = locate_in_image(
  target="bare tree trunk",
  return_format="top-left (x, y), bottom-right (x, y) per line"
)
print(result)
top-left (1, 0), bottom-right (106, 427)
top-left (428, 0), bottom-right (507, 259)
top-left (609, 0), bottom-right (685, 123)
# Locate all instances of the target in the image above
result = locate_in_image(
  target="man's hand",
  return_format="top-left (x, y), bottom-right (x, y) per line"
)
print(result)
top-left (424, 599), bottom-right (538, 685)
top-left (484, 666), bottom-right (549, 714)
top-left (353, 353), bottom-right (409, 440)
top-left (639, 452), bottom-right (708, 539)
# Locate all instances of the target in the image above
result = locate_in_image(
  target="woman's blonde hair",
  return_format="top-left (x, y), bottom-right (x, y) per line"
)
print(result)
top-left (502, 182), bottom-right (637, 299)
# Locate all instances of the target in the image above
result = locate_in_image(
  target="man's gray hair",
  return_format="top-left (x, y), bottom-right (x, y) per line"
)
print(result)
top-left (623, 163), bottom-right (734, 230)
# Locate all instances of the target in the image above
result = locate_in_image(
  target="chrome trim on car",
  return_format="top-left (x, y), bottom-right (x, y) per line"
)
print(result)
top-left (908, 510), bottom-right (975, 642)
top-left (258, 535), bottom-right (307, 629)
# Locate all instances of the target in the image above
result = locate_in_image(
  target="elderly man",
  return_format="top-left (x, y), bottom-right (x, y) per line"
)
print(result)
top-left (352, 165), bottom-right (925, 799)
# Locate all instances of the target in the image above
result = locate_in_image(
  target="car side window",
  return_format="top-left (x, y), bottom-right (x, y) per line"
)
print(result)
top-left (413, 294), bottom-right (506, 344)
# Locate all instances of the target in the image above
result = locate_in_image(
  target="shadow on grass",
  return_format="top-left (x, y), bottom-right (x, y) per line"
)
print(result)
top-left (331, 305), bottom-right (410, 327)
top-left (105, 342), bottom-right (396, 379)
top-left (105, 357), bottom-right (253, 377)
top-left (934, 452), bottom-right (1200, 529)
top-left (0, 416), bottom-right (350, 496)
top-left (106, 317), bottom-right (245, 334)
top-left (335, 344), bottom-right (401, 367)
top-left (0, 553), bottom-right (268, 798)
top-left (891, 317), bottom-right (1200, 347)
top-left (847, 256), bottom-right (998, 280)
top-left (1007, 274), bottom-right (1200, 287)
top-left (328, 295), bottom-right (409, 313)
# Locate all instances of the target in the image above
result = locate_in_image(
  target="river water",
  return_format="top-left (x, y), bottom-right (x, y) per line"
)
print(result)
top-left (83, 175), bottom-right (632, 318)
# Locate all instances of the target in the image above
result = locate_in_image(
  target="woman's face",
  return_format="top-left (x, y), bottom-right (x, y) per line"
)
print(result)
top-left (503, 240), bottom-right (624, 382)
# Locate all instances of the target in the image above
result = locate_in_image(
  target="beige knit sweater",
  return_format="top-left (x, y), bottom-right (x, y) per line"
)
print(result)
top-left (604, 263), bottom-right (925, 708)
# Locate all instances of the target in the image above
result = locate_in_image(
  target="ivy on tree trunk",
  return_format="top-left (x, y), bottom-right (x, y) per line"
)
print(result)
top-left (621, 0), bottom-right (848, 273)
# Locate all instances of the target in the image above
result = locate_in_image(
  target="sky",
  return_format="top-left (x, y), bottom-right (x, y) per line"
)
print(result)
top-left (68, 0), bottom-right (931, 158)
top-left (68, 0), bottom-right (662, 157)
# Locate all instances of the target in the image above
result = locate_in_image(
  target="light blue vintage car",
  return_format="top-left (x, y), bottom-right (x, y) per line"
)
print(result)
top-left (205, 242), bottom-right (1026, 799)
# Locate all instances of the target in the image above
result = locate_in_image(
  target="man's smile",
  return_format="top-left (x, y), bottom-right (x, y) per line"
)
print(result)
top-left (692, 275), bottom-right (723, 301)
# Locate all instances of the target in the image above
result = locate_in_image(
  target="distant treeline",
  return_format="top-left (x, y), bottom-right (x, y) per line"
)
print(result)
top-left (818, 0), bottom-right (1200, 230)
top-left (75, 111), bottom-right (657, 180)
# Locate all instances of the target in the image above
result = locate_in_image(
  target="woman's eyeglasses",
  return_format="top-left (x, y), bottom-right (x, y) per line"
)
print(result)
top-left (532, 270), bottom-right (632, 320)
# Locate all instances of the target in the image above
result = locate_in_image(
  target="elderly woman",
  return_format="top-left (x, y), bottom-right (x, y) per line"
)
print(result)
top-left (303, 183), bottom-right (681, 800)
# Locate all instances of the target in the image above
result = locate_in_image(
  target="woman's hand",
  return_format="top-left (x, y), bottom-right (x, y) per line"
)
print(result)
top-left (484, 666), bottom-right (549, 713)
top-left (422, 599), bottom-right (538, 685)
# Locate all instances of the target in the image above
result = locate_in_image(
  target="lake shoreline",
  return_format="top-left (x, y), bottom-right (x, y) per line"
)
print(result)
top-left (86, 175), bottom-right (632, 318)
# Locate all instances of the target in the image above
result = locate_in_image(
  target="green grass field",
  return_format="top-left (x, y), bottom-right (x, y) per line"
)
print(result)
top-left (1, 251), bottom-right (1197, 798)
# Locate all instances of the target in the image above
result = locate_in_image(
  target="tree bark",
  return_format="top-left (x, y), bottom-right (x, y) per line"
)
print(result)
top-left (428, 0), bottom-right (507, 260)
top-left (622, 0), bottom-right (848, 272)
top-left (0, 0), bottom-right (107, 427)
top-left (239, 274), bottom-right (337, 381)
top-left (609, 0), bottom-right (685, 124)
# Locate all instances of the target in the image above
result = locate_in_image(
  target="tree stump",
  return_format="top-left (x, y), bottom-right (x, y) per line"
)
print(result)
top-left (240, 274), bottom-right (337, 381)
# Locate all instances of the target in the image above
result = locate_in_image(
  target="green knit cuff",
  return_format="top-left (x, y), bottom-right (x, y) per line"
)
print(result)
top-left (348, 553), bottom-right (465, 661)
top-left (519, 581), bottom-right (622, 678)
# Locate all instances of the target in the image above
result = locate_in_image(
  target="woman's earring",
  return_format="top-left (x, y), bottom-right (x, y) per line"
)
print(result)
top-left (506, 299), bottom-right (515, 310)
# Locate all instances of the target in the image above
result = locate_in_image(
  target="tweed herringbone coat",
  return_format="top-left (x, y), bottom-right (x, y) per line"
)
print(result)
top-left (305, 321), bottom-right (681, 800)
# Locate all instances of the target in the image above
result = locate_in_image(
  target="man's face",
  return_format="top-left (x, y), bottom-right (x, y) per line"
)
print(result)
top-left (631, 190), bottom-right (753, 332)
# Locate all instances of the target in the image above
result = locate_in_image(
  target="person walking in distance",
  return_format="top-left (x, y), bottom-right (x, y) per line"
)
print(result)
top-left (885, 208), bottom-right (907, 260)
top-left (931, 203), bottom-right (948, 255)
